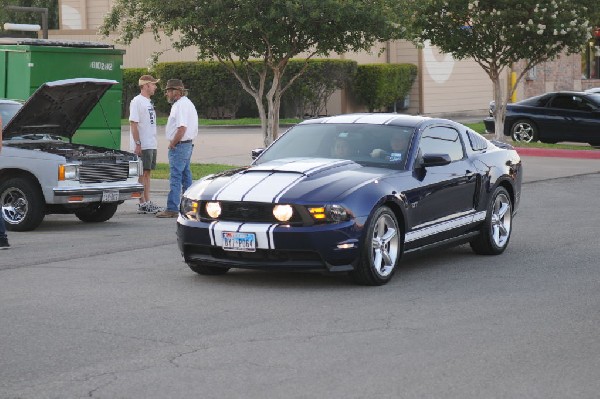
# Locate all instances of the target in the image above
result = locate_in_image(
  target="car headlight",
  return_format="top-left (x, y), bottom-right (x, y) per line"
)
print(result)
top-left (307, 204), bottom-right (350, 223)
top-left (205, 201), bottom-right (222, 218)
top-left (273, 204), bottom-right (293, 222)
top-left (180, 197), bottom-right (200, 220)
top-left (129, 160), bottom-right (142, 177)
top-left (58, 164), bottom-right (79, 181)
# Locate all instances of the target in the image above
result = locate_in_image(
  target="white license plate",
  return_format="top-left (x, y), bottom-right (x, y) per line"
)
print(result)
top-left (222, 232), bottom-right (256, 252)
top-left (101, 190), bottom-right (120, 202)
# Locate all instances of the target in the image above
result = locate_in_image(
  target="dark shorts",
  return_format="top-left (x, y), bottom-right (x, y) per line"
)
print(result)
top-left (140, 149), bottom-right (157, 170)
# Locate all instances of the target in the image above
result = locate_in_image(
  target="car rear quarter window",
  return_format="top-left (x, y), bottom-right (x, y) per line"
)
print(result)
top-left (419, 126), bottom-right (464, 161)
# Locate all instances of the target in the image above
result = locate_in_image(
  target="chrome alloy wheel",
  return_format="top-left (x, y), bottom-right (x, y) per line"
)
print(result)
top-left (512, 122), bottom-right (535, 142)
top-left (370, 213), bottom-right (399, 277)
top-left (490, 192), bottom-right (512, 248)
top-left (1, 187), bottom-right (29, 225)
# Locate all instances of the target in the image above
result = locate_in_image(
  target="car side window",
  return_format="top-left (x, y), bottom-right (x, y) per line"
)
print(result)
top-left (418, 126), bottom-right (464, 162)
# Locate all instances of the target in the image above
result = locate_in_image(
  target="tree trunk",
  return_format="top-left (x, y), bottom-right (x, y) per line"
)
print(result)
top-left (492, 74), bottom-right (506, 142)
top-left (265, 68), bottom-right (283, 146)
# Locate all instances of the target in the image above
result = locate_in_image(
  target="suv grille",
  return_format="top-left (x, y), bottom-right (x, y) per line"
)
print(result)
top-left (79, 163), bottom-right (129, 183)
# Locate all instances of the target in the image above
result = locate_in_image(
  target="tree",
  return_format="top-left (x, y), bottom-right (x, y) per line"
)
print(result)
top-left (407, 0), bottom-right (594, 141)
top-left (101, 0), bottom-right (402, 146)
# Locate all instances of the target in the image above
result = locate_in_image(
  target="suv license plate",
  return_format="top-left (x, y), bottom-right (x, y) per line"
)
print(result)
top-left (102, 190), bottom-right (120, 202)
top-left (222, 232), bottom-right (256, 252)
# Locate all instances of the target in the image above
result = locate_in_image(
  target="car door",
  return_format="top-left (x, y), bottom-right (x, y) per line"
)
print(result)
top-left (405, 125), bottom-right (479, 241)
top-left (544, 94), bottom-right (599, 142)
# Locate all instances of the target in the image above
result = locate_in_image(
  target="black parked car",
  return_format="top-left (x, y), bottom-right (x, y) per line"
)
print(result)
top-left (484, 91), bottom-right (600, 145)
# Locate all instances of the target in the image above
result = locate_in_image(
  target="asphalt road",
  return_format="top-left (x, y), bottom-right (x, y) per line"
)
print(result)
top-left (1, 156), bottom-right (600, 398)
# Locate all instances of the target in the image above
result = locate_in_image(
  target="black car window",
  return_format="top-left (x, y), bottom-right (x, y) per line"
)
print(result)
top-left (550, 95), bottom-right (591, 111)
top-left (255, 123), bottom-right (414, 169)
top-left (418, 126), bottom-right (464, 162)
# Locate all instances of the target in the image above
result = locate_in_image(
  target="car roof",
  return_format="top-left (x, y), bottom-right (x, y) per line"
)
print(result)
top-left (299, 113), bottom-right (434, 128)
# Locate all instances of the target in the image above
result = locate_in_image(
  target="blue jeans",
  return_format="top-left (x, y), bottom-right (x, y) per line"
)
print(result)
top-left (167, 142), bottom-right (193, 212)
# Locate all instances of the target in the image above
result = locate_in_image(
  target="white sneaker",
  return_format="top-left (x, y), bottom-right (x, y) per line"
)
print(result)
top-left (145, 201), bottom-right (165, 214)
top-left (137, 202), bottom-right (150, 214)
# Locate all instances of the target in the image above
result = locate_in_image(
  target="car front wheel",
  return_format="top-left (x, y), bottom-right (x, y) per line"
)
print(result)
top-left (470, 186), bottom-right (513, 255)
top-left (510, 119), bottom-right (538, 143)
top-left (0, 177), bottom-right (46, 231)
top-left (351, 206), bottom-right (401, 286)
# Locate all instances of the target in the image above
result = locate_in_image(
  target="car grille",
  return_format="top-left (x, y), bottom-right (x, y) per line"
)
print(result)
top-left (79, 163), bottom-right (129, 183)
top-left (202, 201), bottom-right (305, 224)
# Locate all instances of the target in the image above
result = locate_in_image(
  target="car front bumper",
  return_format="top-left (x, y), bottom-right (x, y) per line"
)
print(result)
top-left (177, 217), bottom-right (367, 273)
top-left (52, 183), bottom-right (144, 204)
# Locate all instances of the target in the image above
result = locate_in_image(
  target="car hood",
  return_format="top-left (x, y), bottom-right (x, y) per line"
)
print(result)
top-left (186, 158), bottom-right (397, 203)
top-left (2, 78), bottom-right (117, 140)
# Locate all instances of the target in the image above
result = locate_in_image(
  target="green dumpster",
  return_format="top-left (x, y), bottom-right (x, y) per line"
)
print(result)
top-left (0, 38), bottom-right (125, 149)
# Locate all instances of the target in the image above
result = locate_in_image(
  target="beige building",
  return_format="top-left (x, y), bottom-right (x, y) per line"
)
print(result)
top-left (48, 0), bottom-right (595, 118)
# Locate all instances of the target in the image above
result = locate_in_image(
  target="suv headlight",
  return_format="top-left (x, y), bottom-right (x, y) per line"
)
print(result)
top-left (58, 164), bottom-right (79, 181)
top-left (129, 160), bottom-right (142, 177)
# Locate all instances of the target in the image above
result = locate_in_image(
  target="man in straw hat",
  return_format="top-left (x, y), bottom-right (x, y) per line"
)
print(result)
top-left (129, 74), bottom-right (164, 214)
top-left (156, 79), bottom-right (198, 218)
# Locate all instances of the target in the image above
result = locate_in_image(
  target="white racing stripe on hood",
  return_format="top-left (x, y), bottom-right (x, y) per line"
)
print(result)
top-left (243, 173), bottom-right (306, 202)
top-left (213, 172), bottom-right (273, 201)
top-left (209, 221), bottom-right (277, 249)
top-left (214, 159), bottom-right (351, 202)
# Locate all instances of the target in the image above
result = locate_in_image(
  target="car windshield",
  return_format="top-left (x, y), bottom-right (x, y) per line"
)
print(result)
top-left (0, 102), bottom-right (22, 125)
top-left (255, 123), bottom-right (414, 169)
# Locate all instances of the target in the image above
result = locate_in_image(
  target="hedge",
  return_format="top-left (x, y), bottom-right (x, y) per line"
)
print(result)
top-left (352, 63), bottom-right (418, 112)
top-left (121, 60), bottom-right (416, 118)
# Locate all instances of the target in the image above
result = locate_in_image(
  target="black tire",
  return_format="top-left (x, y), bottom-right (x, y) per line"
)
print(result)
top-left (187, 262), bottom-right (230, 275)
top-left (510, 119), bottom-right (539, 143)
top-left (74, 203), bottom-right (119, 223)
top-left (350, 206), bottom-right (401, 286)
top-left (470, 186), bottom-right (513, 255)
top-left (0, 177), bottom-right (45, 231)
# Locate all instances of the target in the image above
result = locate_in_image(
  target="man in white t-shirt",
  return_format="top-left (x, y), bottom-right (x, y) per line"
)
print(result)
top-left (156, 79), bottom-right (198, 218)
top-left (129, 74), bottom-right (163, 214)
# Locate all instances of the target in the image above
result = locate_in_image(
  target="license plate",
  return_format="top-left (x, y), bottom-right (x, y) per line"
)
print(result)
top-left (222, 232), bottom-right (256, 252)
top-left (101, 190), bottom-right (120, 202)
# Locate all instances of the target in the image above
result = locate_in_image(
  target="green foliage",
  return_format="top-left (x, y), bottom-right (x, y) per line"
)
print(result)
top-left (283, 59), bottom-right (358, 117)
top-left (121, 59), bottom-right (358, 119)
top-left (101, 0), bottom-right (406, 145)
top-left (352, 64), bottom-right (417, 112)
top-left (153, 163), bottom-right (237, 180)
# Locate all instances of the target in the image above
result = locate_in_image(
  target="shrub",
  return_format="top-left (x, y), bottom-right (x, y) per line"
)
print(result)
top-left (353, 64), bottom-right (418, 112)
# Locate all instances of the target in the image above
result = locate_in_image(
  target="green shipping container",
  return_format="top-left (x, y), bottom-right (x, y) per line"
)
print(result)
top-left (0, 38), bottom-right (125, 149)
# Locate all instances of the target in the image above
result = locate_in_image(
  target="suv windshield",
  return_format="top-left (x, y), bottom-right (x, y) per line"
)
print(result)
top-left (255, 123), bottom-right (414, 169)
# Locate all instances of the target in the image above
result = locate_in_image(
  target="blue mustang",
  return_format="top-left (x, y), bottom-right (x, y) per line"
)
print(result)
top-left (177, 114), bottom-right (522, 285)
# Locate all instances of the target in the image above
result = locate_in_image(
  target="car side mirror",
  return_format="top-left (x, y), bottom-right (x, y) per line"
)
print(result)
top-left (251, 148), bottom-right (265, 160)
top-left (420, 153), bottom-right (452, 168)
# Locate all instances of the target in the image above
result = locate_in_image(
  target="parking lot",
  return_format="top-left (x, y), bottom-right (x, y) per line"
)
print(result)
top-left (1, 148), bottom-right (600, 398)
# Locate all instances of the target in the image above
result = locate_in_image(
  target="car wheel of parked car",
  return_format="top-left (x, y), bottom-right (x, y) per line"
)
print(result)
top-left (0, 177), bottom-right (45, 232)
top-left (187, 262), bottom-right (230, 275)
top-left (510, 119), bottom-right (538, 143)
top-left (350, 206), bottom-right (401, 286)
top-left (470, 186), bottom-right (513, 255)
top-left (74, 203), bottom-right (119, 223)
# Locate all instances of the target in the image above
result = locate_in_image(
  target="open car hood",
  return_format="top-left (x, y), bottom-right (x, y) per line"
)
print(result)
top-left (2, 78), bottom-right (117, 140)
